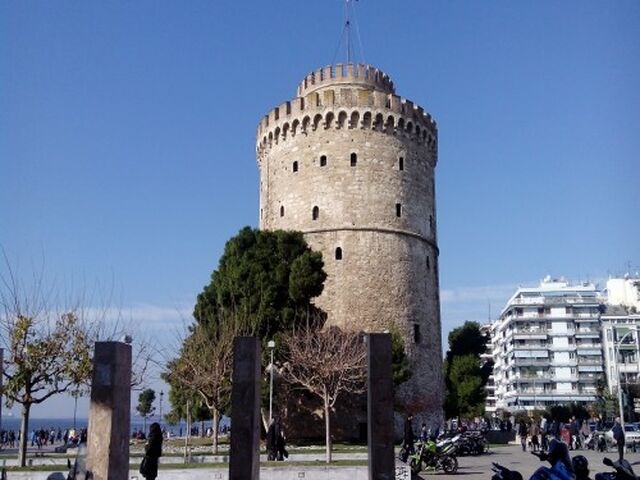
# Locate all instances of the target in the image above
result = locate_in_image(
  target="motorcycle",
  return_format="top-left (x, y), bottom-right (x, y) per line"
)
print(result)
top-left (454, 430), bottom-right (490, 456)
top-left (408, 438), bottom-right (458, 475)
top-left (594, 457), bottom-right (638, 480)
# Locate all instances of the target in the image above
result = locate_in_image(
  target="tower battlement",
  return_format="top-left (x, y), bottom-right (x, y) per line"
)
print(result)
top-left (296, 63), bottom-right (395, 97)
top-left (257, 65), bottom-right (437, 160)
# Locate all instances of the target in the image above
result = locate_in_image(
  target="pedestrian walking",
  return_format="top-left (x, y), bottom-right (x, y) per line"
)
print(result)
top-left (518, 420), bottom-right (528, 452)
top-left (612, 417), bottom-right (625, 461)
top-left (140, 422), bottom-right (163, 480)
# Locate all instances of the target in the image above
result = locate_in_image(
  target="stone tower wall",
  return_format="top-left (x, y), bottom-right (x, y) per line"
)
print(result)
top-left (256, 64), bottom-right (443, 421)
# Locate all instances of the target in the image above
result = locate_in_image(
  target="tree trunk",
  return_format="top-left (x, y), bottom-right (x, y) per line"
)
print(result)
top-left (18, 402), bottom-right (31, 467)
top-left (324, 392), bottom-right (332, 464)
top-left (212, 407), bottom-right (219, 455)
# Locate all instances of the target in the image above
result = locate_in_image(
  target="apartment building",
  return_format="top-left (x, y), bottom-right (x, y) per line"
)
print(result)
top-left (489, 277), bottom-right (605, 412)
top-left (601, 276), bottom-right (640, 395)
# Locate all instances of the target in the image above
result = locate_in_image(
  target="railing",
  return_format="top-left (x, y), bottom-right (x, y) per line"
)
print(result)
top-left (577, 358), bottom-right (603, 365)
top-left (514, 359), bottom-right (551, 366)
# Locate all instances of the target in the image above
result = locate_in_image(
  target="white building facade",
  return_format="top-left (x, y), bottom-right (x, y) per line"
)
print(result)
top-left (488, 278), bottom-right (605, 412)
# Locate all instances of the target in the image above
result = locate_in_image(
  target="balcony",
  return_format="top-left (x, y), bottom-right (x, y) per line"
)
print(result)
top-left (514, 358), bottom-right (551, 366)
top-left (577, 358), bottom-right (603, 365)
top-left (548, 330), bottom-right (576, 336)
top-left (549, 344), bottom-right (577, 351)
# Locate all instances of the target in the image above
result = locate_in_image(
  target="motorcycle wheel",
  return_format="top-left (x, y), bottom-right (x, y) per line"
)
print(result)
top-left (410, 458), bottom-right (422, 475)
top-left (441, 455), bottom-right (458, 473)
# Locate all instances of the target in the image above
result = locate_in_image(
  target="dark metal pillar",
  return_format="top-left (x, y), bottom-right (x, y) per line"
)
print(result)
top-left (368, 333), bottom-right (395, 480)
top-left (229, 337), bottom-right (262, 480)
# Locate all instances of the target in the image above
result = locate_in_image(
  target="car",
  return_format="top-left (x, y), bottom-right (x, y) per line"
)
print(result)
top-left (604, 424), bottom-right (640, 447)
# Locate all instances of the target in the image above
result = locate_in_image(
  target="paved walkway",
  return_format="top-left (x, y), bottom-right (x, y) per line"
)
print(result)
top-left (3, 444), bottom-right (640, 479)
top-left (415, 445), bottom-right (640, 479)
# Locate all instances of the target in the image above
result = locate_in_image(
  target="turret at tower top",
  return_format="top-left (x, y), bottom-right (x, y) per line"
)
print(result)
top-left (296, 63), bottom-right (395, 97)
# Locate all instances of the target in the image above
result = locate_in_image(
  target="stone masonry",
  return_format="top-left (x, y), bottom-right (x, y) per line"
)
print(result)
top-left (256, 63), bottom-right (443, 425)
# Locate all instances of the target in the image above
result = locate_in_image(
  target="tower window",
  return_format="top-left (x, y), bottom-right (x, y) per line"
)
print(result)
top-left (350, 152), bottom-right (357, 167)
top-left (293, 161), bottom-right (298, 172)
top-left (414, 324), bottom-right (421, 343)
top-left (396, 203), bottom-right (402, 217)
top-left (280, 206), bottom-right (285, 217)
top-left (399, 157), bottom-right (404, 171)
top-left (320, 155), bottom-right (327, 167)
top-left (426, 256), bottom-right (430, 270)
top-left (335, 247), bottom-right (342, 260)
top-left (312, 206), bottom-right (319, 220)
top-left (429, 215), bottom-right (434, 230)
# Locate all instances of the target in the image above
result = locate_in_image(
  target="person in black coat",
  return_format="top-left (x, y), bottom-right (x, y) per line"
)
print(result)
top-left (403, 414), bottom-right (415, 455)
top-left (266, 418), bottom-right (277, 461)
top-left (612, 417), bottom-right (625, 461)
top-left (140, 422), bottom-right (163, 480)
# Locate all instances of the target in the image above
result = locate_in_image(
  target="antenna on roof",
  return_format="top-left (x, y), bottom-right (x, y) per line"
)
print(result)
top-left (332, 0), bottom-right (366, 65)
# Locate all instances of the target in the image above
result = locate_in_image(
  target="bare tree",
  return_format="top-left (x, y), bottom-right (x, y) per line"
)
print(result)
top-left (280, 325), bottom-right (366, 463)
top-left (0, 258), bottom-right (95, 467)
top-left (163, 315), bottom-right (247, 454)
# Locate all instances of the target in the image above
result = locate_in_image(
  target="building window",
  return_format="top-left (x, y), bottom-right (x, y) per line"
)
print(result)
top-left (280, 206), bottom-right (284, 217)
top-left (293, 161), bottom-right (298, 172)
top-left (335, 247), bottom-right (342, 260)
top-left (426, 256), bottom-right (430, 270)
top-left (320, 155), bottom-right (327, 167)
top-left (414, 324), bottom-right (421, 343)
top-left (350, 152), bottom-right (357, 167)
top-left (399, 156), bottom-right (404, 171)
top-left (396, 203), bottom-right (402, 217)
top-left (429, 215), bottom-right (434, 231)
top-left (312, 206), bottom-right (319, 220)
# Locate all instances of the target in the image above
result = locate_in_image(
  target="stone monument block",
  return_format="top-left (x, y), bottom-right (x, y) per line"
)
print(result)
top-left (86, 341), bottom-right (132, 480)
top-left (229, 336), bottom-right (261, 480)
top-left (368, 333), bottom-right (394, 480)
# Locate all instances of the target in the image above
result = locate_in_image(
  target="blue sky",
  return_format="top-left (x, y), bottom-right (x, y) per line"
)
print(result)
top-left (1, 1), bottom-right (639, 418)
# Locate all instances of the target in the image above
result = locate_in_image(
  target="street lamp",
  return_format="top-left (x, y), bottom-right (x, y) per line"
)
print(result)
top-left (267, 340), bottom-right (276, 425)
top-left (613, 327), bottom-right (638, 430)
top-left (159, 391), bottom-right (164, 426)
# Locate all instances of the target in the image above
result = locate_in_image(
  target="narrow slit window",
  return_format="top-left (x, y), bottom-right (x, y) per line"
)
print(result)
top-left (335, 247), bottom-right (342, 260)
top-left (293, 161), bottom-right (298, 172)
top-left (426, 256), bottom-right (430, 270)
top-left (280, 206), bottom-right (285, 217)
top-left (350, 152), bottom-right (357, 167)
top-left (396, 203), bottom-right (402, 217)
top-left (312, 206), bottom-right (319, 220)
top-left (399, 157), bottom-right (404, 171)
top-left (320, 155), bottom-right (327, 167)
top-left (413, 324), bottom-right (421, 343)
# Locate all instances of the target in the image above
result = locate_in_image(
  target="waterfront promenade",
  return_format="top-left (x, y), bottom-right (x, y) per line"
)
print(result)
top-left (2, 444), bottom-right (640, 480)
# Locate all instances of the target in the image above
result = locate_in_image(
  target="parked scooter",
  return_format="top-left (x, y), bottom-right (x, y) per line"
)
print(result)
top-left (594, 457), bottom-right (638, 480)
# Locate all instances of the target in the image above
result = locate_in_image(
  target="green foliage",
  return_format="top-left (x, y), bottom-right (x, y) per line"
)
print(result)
top-left (545, 403), bottom-right (589, 422)
top-left (445, 355), bottom-right (485, 418)
top-left (161, 383), bottom-right (211, 425)
top-left (0, 310), bottom-right (93, 468)
top-left (193, 227), bottom-right (327, 338)
top-left (443, 321), bottom-right (491, 419)
top-left (391, 330), bottom-right (412, 387)
top-left (446, 321), bottom-right (487, 359)
top-left (137, 388), bottom-right (156, 419)
top-left (169, 227), bottom-right (328, 427)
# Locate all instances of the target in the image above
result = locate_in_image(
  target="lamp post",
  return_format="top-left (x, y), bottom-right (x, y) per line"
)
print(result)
top-left (613, 327), bottom-right (638, 429)
top-left (159, 390), bottom-right (164, 426)
top-left (268, 340), bottom-right (276, 425)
